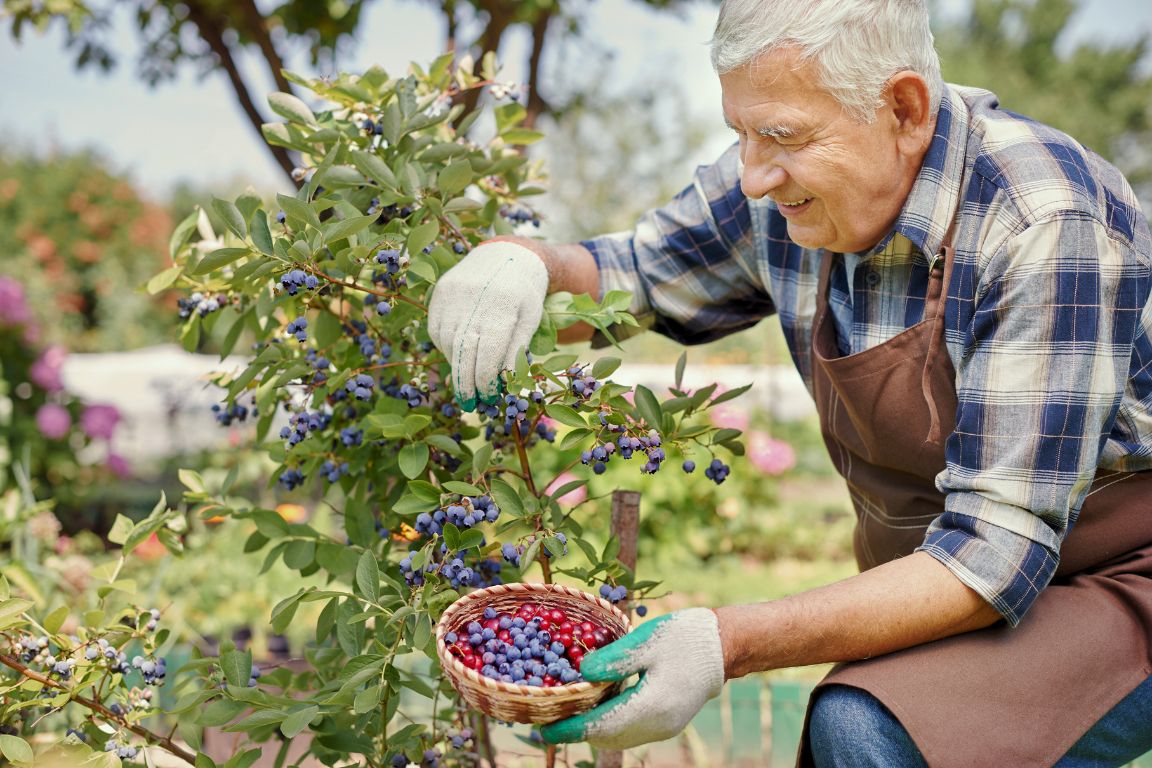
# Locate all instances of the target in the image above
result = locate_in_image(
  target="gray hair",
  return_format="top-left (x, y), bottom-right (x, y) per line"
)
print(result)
top-left (710, 0), bottom-right (944, 124)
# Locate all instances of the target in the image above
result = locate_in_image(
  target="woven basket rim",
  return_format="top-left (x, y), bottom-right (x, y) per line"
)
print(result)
top-left (435, 581), bottom-right (630, 699)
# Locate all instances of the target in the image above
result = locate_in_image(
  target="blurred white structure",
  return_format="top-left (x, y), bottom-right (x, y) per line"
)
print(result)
top-left (61, 345), bottom-right (816, 467)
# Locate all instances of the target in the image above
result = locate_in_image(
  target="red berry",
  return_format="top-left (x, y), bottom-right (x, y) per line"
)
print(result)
top-left (537, 618), bottom-right (551, 631)
top-left (497, 629), bottom-right (511, 642)
top-left (558, 621), bottom-right (574, 633)
top-left (549, 609), bottom-right (566, 622)
top-left (556, 633), bottom-right (573, 649)
top-left (543, 675), bottom-right (557, 687)
top-left (579, 621), bottom-right (595, 633)
top-left (461, 656), bottom-right (481, 670)
top-left (483, 618), bottom-right (500, 631)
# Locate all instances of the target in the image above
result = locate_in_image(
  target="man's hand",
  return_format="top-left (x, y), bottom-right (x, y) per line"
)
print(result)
top-left (540, 608), bottom-right (725, 750)
top-left (427, 241), bottom-right (549, 410)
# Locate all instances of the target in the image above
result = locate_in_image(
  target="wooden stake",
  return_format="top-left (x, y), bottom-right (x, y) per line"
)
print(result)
top-left (596, 489), bottom-right (641, 768)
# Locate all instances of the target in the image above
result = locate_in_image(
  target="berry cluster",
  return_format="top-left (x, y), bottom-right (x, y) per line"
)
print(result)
top-left (566, 365), bottom-right (601, 400)
top-left (374, 248), bottom-right (408, 275)
top-left (400, 545), bottom-right (503, 590)
top-left (704, 458), bottom-right (731, 485)
top-left (320, 459), bottom-right (350, 483)
top-left (131, 654), bottom-right (168, 686)
top-left (499, 204), bottom-right (540, 227)
top-left (285, 316), bottom-right (308, 342)
top-left (280, 409), bottom-right (332, 448)
top-left (445, 603), bottom-right (614, 686)
top-left (598, 584), bottom-right (629, 604)
top-left (212, 401), bottom-right (252, 426)
top-left (104, 740), bottom-right (139, 760)
top-left (345, 373), bottom-right (376, 401)
top-left (280, 269), bottom-right (319, 296)
top-left (581, 428), bottom-right (666, 475)
top-left (178, 291), bottom-right (228, 319)
top-left (83, 637), bottom-right (130, 673)
top-left (413, 495), bottom-right (500, 537)
top-left (278, 467), bottom-right (305, 490)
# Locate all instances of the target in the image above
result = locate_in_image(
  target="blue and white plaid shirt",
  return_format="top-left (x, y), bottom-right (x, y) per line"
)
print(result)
top-left (585, 84), bottom-right (1152, 626)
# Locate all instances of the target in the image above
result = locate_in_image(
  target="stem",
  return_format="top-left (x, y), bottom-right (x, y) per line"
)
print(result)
top-left (475, 712), bottom-right (498, 768)
top-left (0, 654), bottom-right (197, 765)
top-left (272, 737), bottom-right (292, 768)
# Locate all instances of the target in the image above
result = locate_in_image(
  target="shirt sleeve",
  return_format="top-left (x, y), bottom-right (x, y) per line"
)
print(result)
top-left (919, 214), bottom-right (1151, 626)
top-left (580, 142), bottom-right (773, 346)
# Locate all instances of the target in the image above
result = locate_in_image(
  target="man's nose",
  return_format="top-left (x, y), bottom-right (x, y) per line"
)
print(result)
top-left (740, 145), bottom-right (789, 200)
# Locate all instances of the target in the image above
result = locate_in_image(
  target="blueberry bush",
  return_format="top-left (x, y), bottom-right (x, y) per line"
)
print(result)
top-left (0, 54), bottom-right (745, 767)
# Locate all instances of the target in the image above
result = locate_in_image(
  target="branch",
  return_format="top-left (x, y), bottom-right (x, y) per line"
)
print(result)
top-left (0, 653), bottom-right (198, 765)
top-left (234, 0), bottom-right (296, 98)
top-left (182, 0), bottom-right (297, 184)
top-left (523, 6), bottom-right (555, 129)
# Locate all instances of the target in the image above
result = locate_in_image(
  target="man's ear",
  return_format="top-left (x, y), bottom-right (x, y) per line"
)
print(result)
top-left (885, 71), bottom-right (933, 154)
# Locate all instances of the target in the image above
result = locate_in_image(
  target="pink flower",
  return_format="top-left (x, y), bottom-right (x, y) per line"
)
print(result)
top-left (747, 431), bottom-right (796, 476)
top-left (0, 277), bottom-right (32, 326)
top-left (106, 452), bottom-right (132, 478)
top-left (29, 345), bottom-right (67, 393)
top-left (545, 471), bottom-right (588, 506)
top-left (36, 403), bottom-right (72, 440)
top-left (80, 403), bottom-right (121, 440)
top-left (709, 403), bottom-right (749, 432)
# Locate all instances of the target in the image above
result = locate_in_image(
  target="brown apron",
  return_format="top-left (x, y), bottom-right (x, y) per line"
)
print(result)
top-left (798, 241), bottom-right (1152, 768)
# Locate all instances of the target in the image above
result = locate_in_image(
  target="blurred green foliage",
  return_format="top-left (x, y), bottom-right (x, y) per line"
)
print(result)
top-left (0, 148), bottom-right (178, 352)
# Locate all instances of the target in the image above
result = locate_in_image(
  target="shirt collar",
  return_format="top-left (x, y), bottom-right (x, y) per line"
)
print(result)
top-left (871, 85), bottom-right (970, 259)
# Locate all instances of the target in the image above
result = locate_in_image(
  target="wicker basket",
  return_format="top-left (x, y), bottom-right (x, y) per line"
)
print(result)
top-left (435, 582), bottom-right (631, 724)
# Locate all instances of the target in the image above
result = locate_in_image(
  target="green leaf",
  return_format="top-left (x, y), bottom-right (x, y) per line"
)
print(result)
top-left (437, 160), bottom-right (473, 198)
top-left (0, 735), bottom-right (33, 764)
top-left (253, 508), bottom-right (290, 538)
top-left (711, 428), bottom-right (743, 444)
top-left (634, 385), bottom-right (663, 430)
top-left (169, 208), bottom-right (200, 259)
top-left (199, 699), bottom-right (247, 727)
top-left (196, 754), bottom-right (220, 768)
top-left (280, 705), bottom-right (319, 738)
top-left (501, 128), bottom-right (544, 145)
top-left (488, 477), bottom-right (524, 519)
top-left (249, 210), bottom-right (274, 256)
top-left (277, 193), bottom-right (322, 230)
top-left (674, 351), bottom-right (687, 390)
top-left (356, 550), bottom-right (380, 603)
top-left (315, 310), bottom-right (342, 348)
top-left (42, 605), bottom-right (67, 634)
top-left (559, 427), bottom-right (594, 450)
top-left (324, 214), bottom-right (377, 244)
top-left (354, 684), bottom-right (382, 714)
top-left (192, 247), bottom-right (251, 275)
top-left (443, 481), bottom-right (483, 495)
top-left (147, 265), bottom-right (182, 295)
top-left (471, 442), bottom-right (493, 477)
top-left (406, 220), bottom-right (440, 257)
top-left (212, 197), bottom-right (247, 238)
top-left (398, 443), bottom-right (430, 480)
top-left (220, 648), bottom-right (253, 688)
top-left (710, 382), bottom-right (754, 406)
top-left (591, 356), bottom-right (622, 380)
top-left (180, 468), bottom-right (206, 494)
top-left (268, 91), bottom-right (317, 126)
top-left (351, 150), bottom-right (399, 190)
top-left (546, 403), bottom-right (587, 429)
top-left (107, 514), bottom-right (134, 545)
top-left (225, 749), bottom-right (262, 768)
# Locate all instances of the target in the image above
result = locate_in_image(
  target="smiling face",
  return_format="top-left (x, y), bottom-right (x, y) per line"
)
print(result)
top-left (721, 48), bottom-right (934, 253)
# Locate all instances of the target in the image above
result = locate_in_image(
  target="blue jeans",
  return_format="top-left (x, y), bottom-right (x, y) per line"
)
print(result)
top-left (809, 675), bottom-right (1152, 768)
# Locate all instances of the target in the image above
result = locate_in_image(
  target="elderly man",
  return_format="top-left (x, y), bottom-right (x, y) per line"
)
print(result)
top-left (427, 0), bottom-right (1152, 764)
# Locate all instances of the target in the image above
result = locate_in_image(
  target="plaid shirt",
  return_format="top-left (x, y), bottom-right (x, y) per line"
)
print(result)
top-left (585, 84), bottom-right (1152, 626)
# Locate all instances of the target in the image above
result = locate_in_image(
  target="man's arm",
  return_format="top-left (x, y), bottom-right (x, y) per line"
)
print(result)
top-left (716, 551), bottom-right (1001, 679)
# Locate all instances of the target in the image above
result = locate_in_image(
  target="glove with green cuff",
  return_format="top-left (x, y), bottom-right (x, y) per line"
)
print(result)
top-left (540, 608), bottom-right (726, 750)
top-left (427, 241), bottom-right (549, 411)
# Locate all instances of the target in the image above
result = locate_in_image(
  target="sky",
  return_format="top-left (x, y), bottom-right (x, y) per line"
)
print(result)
top-left (1, 0), bottom-right (1151, 200)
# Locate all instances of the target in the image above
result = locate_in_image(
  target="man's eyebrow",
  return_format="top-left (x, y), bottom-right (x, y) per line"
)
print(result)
top-left (722, 118), bottom-right (800, 140)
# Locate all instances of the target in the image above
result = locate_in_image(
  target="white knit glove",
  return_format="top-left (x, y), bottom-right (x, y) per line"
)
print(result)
top-left (426, 241), bottom-right (549, 410)
top-left (540, 608), bottom-right (726, 750)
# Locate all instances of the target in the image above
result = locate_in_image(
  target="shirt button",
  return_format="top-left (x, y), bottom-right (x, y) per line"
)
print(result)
top-left (865, 270), bottom-right (881, 287)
